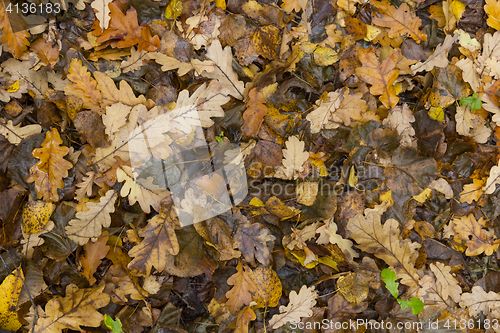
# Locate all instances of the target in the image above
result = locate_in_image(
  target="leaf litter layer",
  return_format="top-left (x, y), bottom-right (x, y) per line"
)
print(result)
top-left (2, 0), bottom-right (500, 331)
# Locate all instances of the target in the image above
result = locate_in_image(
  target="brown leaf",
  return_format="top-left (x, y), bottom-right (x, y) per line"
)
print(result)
top-left (355, 48), bottom-right (399, 109)
top-left (30, 39), bottom-right (59, 66)
top-left (96, 3), bottom-right (160, 52)
top-left (234, 306), bottom-right (256, 333)
top-left (81, 236), bottom-right (110, 285)
top-left (128, 198), bottom-right (181, 276)
top-left (26, 284), bottom-right (110, 333)
top-left (226, 261), bottom-right (257, 313)
top-left (242, 88), bottom-right (269, 137)
top-left (452, 214), bottom-right (500, 256)
top-left (252, 25), bottom-right (280, 60)
top-left (0, 1), bottom-right (29, 58)
top-left (73, 111), bottom-right (108, 148)
top-left (25, 128), bottom-right (73, 202)
top-left (372, 1), bottom-right (427, 43)
top-left (234, 220), bottom-right (276, 266)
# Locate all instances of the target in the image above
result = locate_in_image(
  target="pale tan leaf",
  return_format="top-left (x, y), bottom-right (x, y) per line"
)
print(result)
top-left (91, 0), bottom-right (113, 30)
top-left (117, 166), bottom-right (169, 213)
top-left (411, 33), bottom-right (457, 74)
top-left (306, 88), bottom-right (366, 133)
top-left (102, 102), bottom-right (132, 140)
top-left (0, 119), bottom-right (41, 144)
top-left (148, 52), bottom-right (215, 76)
top-left (460, 286), bottom-right (500, 318)
top-left (74, 171), bottom-right (95, 202)
top-left (316, 218), bottom-right (359, 258)
top-left (453, 214), bottom-right (500, 256)
top-left (429, 262), bottom-right (462, 303)
top-left (120, 46), bottom-right (148, 73)
top-left (94, 71), bottom-right (149, 108)
top-left (65, 190), bottom-right (117, 245)
top-left (268, 285), bottom-right (317, 329)
top-left (382, 103), bottom-right (415, 147)
top-left (456, 58), bottom-right (480, 92)
top-left (202, 39), bottom-right (245, 99)
top-left (275, 136), bottom-right (309, 180)
top-left (347, 203), bottom-right (420, 287)
top-left (484, 163), bottom-right (500, 195)
top-left (428, 178), bottom-right (454, 199)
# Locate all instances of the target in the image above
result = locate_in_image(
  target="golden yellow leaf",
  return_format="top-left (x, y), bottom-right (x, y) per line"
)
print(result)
top-left (459, 178), bottom-right (485, 204)
top-left (0, 269), bottom-right (23, 331)
top-left (66, 58), bottom-right (101, 105)
top-left (251, 267), bottom-right (282, 308)
top-left (485, 0), bottom-right (500, 30)
top-left (234, 306), bottom-right (256, 333)
top-left (22, 201), bottom-right (54, 234)
top-left (25, 128), bottom-right (73, 202)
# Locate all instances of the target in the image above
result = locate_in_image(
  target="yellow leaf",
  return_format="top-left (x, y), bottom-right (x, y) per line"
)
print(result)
top-left (429, 106), bottom-right (444, 120)
top-left (6, 80), bottom-right (19, 92)
top-left (348, 166), bottom-right (358, 187)
top-left (216, 0), bottom-right (226, 10)
top-left (235, 306), bottom-right (256, 333)
top-left (313, 47), bottom-right (338, 66)
top-left (380, 190), bottom-right (394, 207)
top-left (459, 178), bottom-right (485, 204)
top-left (413, 188), bottom-right (432, 203)
top-left (165, 0), bottom-right (182, 20)
top-left (249, 197), bottom-right (265, 207)
top-left (22, 201), bottom-right (54, 234)
top-left (66, 58), bottom-right (101, 105)
top-left (251, 267), bottom-right (282, 308)
top-left (0, 269), bottom-right (23, 331)
top-left (296, 182), bottom-right (319, 206)
top-left (485, 0), bottom-right (500, 30)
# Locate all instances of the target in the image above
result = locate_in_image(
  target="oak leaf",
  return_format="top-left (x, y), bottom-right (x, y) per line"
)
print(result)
top-left (242, 88), bottom-right (269, 137)
top-left (484, 162), bottom-right (500, 195)
top-left (66, 58), bottom-right (102, 105)
top-left (202, 39), bottom-right (245, 99)
top-left (65, 190), bottom-right (118, 245)
top-left (459, 178), bottom-right (485, 203)
top-left (226, 261), bottom-right (257, 313)
top-left (268, 285), bottom-right (317, 329)
top-left (429, 263), bottom-right (461, 303)
top-left (81, 236), bottom-right (110, 285)
top-left (75, 171), bottom-right (95, 203)
top-left (411, 33), bottom-right (456, 74)
top-left (347, 203), bottom-right (420, 287)
top-left (194, 217), bottom-right (241, 261)
top-left (0, 1), bottom-right (30, 58)
top-left (372, 1), bottom-right (427, 43)
top-left (355, 49), bottom-right (399, 109)
top-left (274, 136), bottom-right (309, 180)
top-left (27, 284), bottom-right (110, 333)
top-left (460, 286), bottom-right (500, 318)
top-left (306, 88), bottom-right (366, 133)
top-left (316, 218), bottom-right (359, 258)
top-left (26, 128), bottom-right (73, 202)
top-left (120, 46), bottom-right (148, 73)
top-left (31, 38), bottom-right (59, 67)
top-left (234, 221), bottom-right (275, 266)
top-left (91, 0), bottom-right (113, 31)
top-left (117, 166), bottom-right (170, 213)
top-left (0, 119), bottom-right (42, 144)
top-left (96, 2), bottom-right (160, 52)
top-left (452, 214), bottom-right (500, 256)
top-left (94, 71), bottom-right (149, 108)
top-left (127, 199), bottom-right (181, 277)
top-left (382, 103), bottom-right (415, 147)
top-left (102, 102), bottom-right (132, 140)
top-left (148, 52), bottom-right (215, 76)
top-left (235, 306), bottom-right (256, 333)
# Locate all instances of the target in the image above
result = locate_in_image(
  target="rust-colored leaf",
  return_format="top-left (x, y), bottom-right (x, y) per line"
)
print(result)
top-left (242, 88), bottom-right (269, 137)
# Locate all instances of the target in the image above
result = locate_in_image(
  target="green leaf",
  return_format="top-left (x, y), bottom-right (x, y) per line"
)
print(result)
top-left (104, 314), bottom-right (123, 333)
top-left (460, 93), bottom-right (482, 111)
top-left (381, 268), bottom-right (399, 298)
top-left (397, 297), bottom-right (424, 314)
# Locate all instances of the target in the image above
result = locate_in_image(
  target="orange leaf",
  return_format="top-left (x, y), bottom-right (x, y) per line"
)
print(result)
top-left (234, 306), bottom-right (256, 333)
top-left (96, 3), bottom-right (160, 52)
top-left (355, 48), bottom-right (399, 109)
top-left (0, 1), bottom-right (29, 58)
top-left (372, 1), bottom-right (427, 43)
top-left (81, 235), bottom-right (110, 285)
top-left (26, 128), bottom-right (73, 202)
top-left (242, 88), bottom-right (269, 137)
top-left (226, 262), bottom-right (257, 313)
top-left (30, 38), bottom-right (59, 66)
top-left (67, 58), bottom-right (102, 105)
